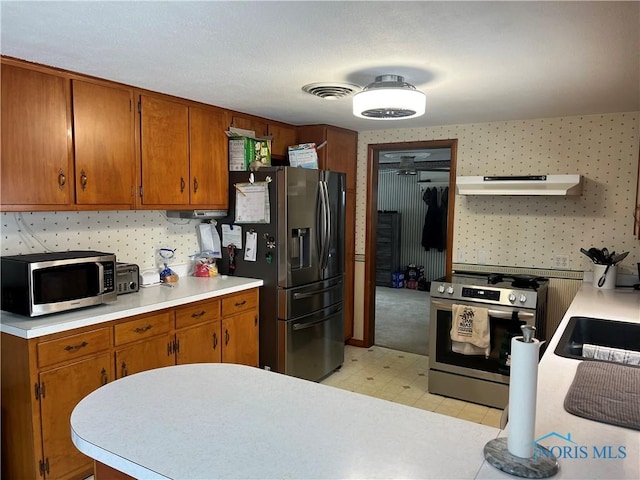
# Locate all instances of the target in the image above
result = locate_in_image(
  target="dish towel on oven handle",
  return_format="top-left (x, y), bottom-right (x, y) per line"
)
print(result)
top-left (450, 304), bottom-right (490, 357)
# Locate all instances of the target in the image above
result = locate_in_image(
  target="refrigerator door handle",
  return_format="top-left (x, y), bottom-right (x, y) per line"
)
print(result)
top-left (291, 305), bottom-right (343, 331)
top-left (293, 279), bottom-right (343, 299)
top-left (319, 180), bottom-right (331, 270)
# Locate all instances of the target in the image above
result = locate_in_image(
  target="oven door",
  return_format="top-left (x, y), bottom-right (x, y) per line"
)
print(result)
top-left (429, 299), bottom-right (536, 384)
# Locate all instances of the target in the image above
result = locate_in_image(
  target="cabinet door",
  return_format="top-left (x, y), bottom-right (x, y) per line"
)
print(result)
top-left (139, 94), bottom-right (189, 205)
top-left (324, 128), bottom-right (357, 190)
top-left (72, 80), bottom-right (135, 206)
top-left (115, 335), bottom-right (174, 378)
top-left (222, 311), bottom-right (258, 366)
top-left (267, 123), bottom-right (297, 158)
top-left (1, 64), bottom-right (73, 207)
top-left (189, 106), bottom-right (228, 207)
top-left (175, 320), bottom-right (222, 364)
top-left (230, 114), bottom-right (267, 137)
top-left (39, 352), bottom-right (112, 479)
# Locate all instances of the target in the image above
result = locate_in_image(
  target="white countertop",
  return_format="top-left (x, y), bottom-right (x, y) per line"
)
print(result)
top-left (71, 363), bottom-right (501, 480)
top-left (0, 276), bottom-right (263, 339)
top-left (477, 284), bottom-right (640, 479)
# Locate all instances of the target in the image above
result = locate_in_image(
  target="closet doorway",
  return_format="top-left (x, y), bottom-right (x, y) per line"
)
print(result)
top-left (363, 139), bottom-right (457, 355)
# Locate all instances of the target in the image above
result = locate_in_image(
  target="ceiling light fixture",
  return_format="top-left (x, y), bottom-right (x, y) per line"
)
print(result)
top-left (353, 75), bottom-right (426, 120)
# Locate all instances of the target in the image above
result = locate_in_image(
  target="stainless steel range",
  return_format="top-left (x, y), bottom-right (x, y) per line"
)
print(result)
top-left (428, 272), bottom-right (549, 409)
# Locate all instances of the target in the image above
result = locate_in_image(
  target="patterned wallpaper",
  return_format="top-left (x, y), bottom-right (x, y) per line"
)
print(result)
top-left (357, 112), bottom-right (640, 275)
top-left (1, 210), bottom-right (201, 271)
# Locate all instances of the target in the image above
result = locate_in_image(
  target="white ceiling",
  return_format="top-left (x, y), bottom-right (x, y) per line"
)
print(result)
top-left (1, 1), bottom-right (638, 133)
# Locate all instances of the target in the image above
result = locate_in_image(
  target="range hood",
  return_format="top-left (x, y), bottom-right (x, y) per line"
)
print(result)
top-left (166, 209), bottom-right (228, 219)
top-left (456, 175), bottom-right (582, 196)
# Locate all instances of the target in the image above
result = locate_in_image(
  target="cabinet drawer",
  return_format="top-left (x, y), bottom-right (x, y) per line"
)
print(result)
top-left (175, 299), bottom-right (220, 329)
top-left (221, 290), bottom-right (257, 317)
top-left (114, 311), bottom-right (172, 346)
top-left (37, 327), bottom-right (110, 369)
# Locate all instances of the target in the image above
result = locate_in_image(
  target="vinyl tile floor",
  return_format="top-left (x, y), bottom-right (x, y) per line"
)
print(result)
top-left (320, 345), bottom-right (504, 428)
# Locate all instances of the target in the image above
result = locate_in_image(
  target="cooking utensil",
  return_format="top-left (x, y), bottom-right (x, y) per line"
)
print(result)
top-left (610, 251), bottom-right (629, 265)
top-left (588, 247), bottom-right (604, 264)
top-left (580, 248), bottom-right (599, 263)
top-left (597, 264), bottom-right (612, 287)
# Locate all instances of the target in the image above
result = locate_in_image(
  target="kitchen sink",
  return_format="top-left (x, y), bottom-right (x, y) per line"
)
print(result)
top-left (554, 316), bottom-right (640, 361)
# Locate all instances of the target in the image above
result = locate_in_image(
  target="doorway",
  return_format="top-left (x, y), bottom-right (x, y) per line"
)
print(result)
top-left (362, 139), bottom-right (458, 352)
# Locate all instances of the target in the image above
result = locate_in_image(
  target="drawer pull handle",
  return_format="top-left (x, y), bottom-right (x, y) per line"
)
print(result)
top-left (100, 368), bottom-right (108, 386)
top-left (121, 361), bottom-right (128, 377)
top-left (180, 177), bottom-right (186, 193)
top-left (191, 311), bottom-right (206, 319)
top-left (58, 169), bottom-right (66, 189)
top-left (225, 329), bottom-right (230, 346)
top-left (193, 177), bottom-right (199, 193)
top-left (234, 300), bottom-right (247, 307)
top-left (64, 341), bottom-right (88, 352)
top-left (134, 324), bottom-right (152, 334)
top-left (212, 332), bottom-right (218, 350)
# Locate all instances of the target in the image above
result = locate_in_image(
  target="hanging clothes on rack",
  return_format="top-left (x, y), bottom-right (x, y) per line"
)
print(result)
top-left (421, 187), bottom-right (444, 251)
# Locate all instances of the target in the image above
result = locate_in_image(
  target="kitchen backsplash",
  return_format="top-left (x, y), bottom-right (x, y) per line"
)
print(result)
top-left (356, 111), bottom-right (640, 275)
top-left (1, 210), bottom-right (201, 270)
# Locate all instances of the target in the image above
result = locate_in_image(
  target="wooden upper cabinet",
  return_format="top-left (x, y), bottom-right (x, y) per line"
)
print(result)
top-left (189, 106), bottom-right (228, 208)
top-left (139, 94), bottom-right (190, 205)
top-left (268, 123), bottom-right (297, 158)
top-left (230, 114), bottom-right (267, 137)
top-left (297, 125), bottom-right (357, 190)
top-left (72, 80), bottom-right (135, 206)
top-left (1, 63), bottom-right (73, 208)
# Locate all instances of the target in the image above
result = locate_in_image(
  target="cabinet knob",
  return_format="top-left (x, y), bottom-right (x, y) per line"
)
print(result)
top-left (121, 361), bottom-right (128, 377)
top-left (100, 368), bottom-right (108, 386)
top-left (80, 169), bottom-right (88, 190)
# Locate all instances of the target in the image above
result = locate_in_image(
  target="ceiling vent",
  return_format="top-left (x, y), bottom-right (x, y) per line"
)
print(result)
top-left (302, 82), bottom-right (361, 100)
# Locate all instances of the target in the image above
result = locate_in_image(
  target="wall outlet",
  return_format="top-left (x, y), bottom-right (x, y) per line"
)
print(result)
top-left (551, 254), bottom-right (570, 269)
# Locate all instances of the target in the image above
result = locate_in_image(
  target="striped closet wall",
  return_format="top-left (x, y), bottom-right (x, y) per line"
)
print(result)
top-left (377, 171), bottom-right (449, 281)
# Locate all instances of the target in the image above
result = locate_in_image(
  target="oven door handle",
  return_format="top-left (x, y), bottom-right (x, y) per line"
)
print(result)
top-left (431, 300), bottom-right (535, 320)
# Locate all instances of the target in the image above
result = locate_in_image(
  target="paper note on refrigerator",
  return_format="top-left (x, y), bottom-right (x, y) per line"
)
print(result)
top-left (234, 182), bottom-right (270, 223)
top-left (221, 224), bottom-right (243, 249)
top-left (244, 231), bottom-right (257, 261)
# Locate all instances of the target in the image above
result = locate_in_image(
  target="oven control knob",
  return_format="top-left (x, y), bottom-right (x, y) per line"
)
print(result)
top-left (446, 286), bottom-right (454, 295)
top-left (438, 284), bottom-right (445, 293)
top-left (508, 293), bottom-right (517, 303)
top-left (519, 294), bottom-right (527, 304)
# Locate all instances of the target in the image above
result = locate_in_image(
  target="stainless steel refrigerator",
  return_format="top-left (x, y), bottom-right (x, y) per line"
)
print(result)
top-left (220, 167), bottom-right (345, 382)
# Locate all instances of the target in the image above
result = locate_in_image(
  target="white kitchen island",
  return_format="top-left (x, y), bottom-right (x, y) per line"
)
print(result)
top-left (70, 283), bottom-right (640, 480)
top-left (71, 362), bottom-right (501, 479)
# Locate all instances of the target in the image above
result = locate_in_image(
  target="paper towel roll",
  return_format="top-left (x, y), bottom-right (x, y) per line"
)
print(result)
top-left (507, 335), bottom-right (542, 459)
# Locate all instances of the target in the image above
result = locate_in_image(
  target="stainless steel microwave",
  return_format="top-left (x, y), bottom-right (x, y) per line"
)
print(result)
top-left (1, 251), bottom-right (117, 317)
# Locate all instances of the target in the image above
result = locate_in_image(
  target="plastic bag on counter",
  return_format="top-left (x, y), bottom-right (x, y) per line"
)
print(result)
top-left (189, 251), bottom-right (219, 277)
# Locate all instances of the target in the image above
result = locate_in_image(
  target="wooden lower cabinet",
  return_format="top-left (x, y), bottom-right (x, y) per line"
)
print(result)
top-left (1, 288), bottom-right (259, 479)
top-left (222, 311), bottom-right (259, 366)
top-left (175, 319), bottom-right (222, 364)
top-left (1, 328), bottom-right (113, 480)
top-left (40, 353), bottom-right (113, 479)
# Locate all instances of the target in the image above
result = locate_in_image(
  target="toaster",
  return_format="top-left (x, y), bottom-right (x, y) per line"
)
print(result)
top-left (116, 262), bottom-right (140, 295)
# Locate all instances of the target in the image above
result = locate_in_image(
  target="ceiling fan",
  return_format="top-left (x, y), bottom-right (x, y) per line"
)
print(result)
top-left (381, 152), bottom-right (431, 175)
